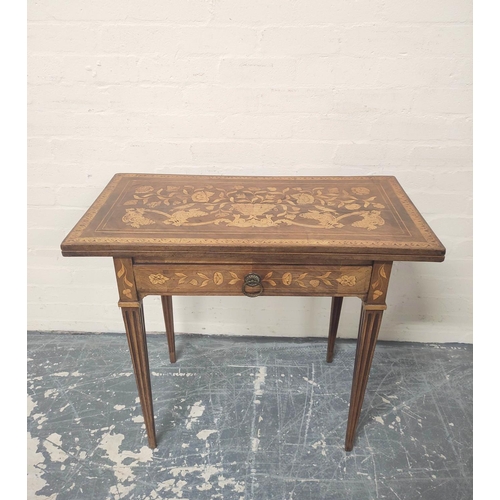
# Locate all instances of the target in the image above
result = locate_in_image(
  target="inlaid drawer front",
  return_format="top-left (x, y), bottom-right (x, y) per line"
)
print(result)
top-left (134, 265), bottom-right (372, 297)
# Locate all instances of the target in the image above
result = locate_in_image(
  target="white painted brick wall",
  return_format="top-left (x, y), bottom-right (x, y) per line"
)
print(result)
top-left (27, 0), bottom-right (472, 343)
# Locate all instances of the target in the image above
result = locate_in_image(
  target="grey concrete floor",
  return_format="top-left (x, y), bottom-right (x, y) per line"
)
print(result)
top-left (27, 333), bottom-right (472, 500)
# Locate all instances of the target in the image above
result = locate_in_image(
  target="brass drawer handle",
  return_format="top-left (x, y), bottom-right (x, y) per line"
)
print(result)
top-left (242, 273), bottom-right (263, 298)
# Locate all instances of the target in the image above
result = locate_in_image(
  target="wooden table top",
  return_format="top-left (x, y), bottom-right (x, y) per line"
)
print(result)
top-left (61, 174), bottom-right (445, 261)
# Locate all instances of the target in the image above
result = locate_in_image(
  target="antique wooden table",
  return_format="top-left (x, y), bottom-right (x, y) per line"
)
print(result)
top-left (61, 174), bottom-right (445, 451)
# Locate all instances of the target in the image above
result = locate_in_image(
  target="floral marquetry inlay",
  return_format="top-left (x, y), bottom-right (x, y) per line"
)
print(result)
top-left (149, 271), bottom-right (241, 288)
top-left (113, 258), bottom-right (138, 302)
top-left (336, 275), bottom-right (357, 287)
top-left (143, 268), bottom-right (367, 295)
top-left (149, 273), bottom-right (169, 285)
top-left (61, 175), bottom-right (446, 258)
top-left (370, 263), bottom-right (392, 302)
top-left (116, 262), bottom-right (134, 299)
top-left (121, 184), bottom-right (386, 231)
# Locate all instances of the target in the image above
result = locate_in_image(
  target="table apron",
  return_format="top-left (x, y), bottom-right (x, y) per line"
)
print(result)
top-left (134, 264), bottom-right (372, 298)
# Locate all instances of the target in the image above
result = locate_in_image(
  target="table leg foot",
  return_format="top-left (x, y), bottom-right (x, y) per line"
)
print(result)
top-left (121, 303), bottom-right (157, 449)
top-left (326, 297), bottom-right (343, 363)
top-left (161, 295), bottom-right (176, 363)
top-left (345, 304), bottom-right (384, 451)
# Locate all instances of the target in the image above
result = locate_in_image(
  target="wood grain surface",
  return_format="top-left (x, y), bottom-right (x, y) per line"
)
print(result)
top-left (134, 264), bottom-right (372, 297)
top-left (61, 174), bottom-right (445, 261)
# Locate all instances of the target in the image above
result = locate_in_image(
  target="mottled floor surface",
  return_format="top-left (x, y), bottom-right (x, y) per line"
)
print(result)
top-left (27, 333), bottom-right (472, 500)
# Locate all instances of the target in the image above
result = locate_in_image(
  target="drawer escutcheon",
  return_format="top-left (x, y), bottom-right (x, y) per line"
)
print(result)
top-left (242, 273), bottom-right (263, 298)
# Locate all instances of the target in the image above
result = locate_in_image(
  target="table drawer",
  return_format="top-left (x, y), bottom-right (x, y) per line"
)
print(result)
top-left (134, 264), bottom-right (372, 297)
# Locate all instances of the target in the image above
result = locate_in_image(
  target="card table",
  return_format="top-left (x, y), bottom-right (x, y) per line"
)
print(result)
top-left (61, 174), bottom-right (445, 451)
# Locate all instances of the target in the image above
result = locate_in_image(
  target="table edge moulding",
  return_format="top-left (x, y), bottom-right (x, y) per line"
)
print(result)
top-left (61, 173), bottom-right (445, 451)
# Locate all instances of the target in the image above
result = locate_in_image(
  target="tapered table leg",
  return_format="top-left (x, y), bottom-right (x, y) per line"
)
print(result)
top-left (327, 297), bottom-right (343, 363)
top-left (114, 257), bottom-right (156, 449)
top-left (345, 304), bottom-right (385, 451)
top-left (345, 262), bottom-right (392, 451)
top-left (121, 303), bottom-right (157, 449)
top-left (161, 295), bottom-right (176, 363)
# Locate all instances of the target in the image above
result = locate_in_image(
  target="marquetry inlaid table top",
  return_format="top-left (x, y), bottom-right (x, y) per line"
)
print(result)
top-left (61, 173), bottom-right (445, 261)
